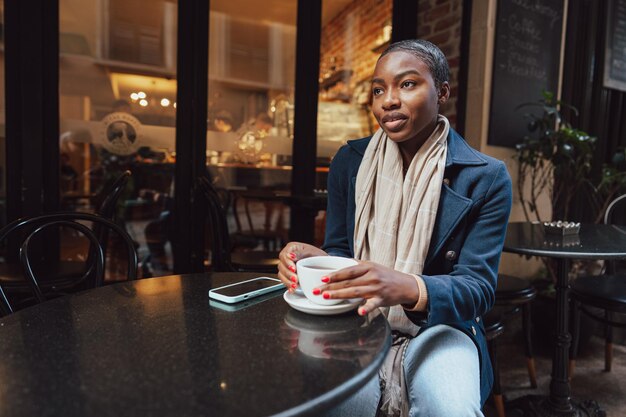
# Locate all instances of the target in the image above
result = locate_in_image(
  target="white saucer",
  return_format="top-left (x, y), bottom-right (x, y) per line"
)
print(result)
top-left (283, 291), bottom-right (362, 316)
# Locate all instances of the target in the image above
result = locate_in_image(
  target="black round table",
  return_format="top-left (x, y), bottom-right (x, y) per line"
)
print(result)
top-left (503, 222), bottom-right (626, 417)
top-left (0, 272), bottom-right (391, 417)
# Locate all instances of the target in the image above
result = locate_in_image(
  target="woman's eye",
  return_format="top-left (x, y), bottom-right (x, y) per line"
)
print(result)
top-left (401, 80), bottom-right (416, 88)
top-left (372, 87), bottom-right (383, 96)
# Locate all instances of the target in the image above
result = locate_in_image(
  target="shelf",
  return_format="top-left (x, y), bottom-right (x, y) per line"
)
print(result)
top-left (371, 40), bottom-right (390, 54)
top-left (319, 69), bottom-right (353, 91)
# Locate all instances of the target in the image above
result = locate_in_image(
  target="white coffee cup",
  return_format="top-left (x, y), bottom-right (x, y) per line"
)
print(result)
top-left (296, 256), bottom-right (358, 306)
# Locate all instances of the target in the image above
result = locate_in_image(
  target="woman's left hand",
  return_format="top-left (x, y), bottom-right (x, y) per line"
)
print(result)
top-left (314, 261), bottom-right (420, 316)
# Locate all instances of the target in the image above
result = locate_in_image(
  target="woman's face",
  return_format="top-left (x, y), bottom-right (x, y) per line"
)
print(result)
top-left (371, 51), bottom-right (449, 146)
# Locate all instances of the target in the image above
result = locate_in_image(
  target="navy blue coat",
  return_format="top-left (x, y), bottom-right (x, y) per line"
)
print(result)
top-left (322, 128), bottom-right (512, 405)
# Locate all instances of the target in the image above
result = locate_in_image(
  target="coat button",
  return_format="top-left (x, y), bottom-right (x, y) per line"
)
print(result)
top-left (471, 326), bottom-right (477, 336)
top-left (475, 317), bottom-right (480, 323)
top-left (445, 250), bottom-right (457, 261)
top-left (443, 178), bottom-right (450, 186)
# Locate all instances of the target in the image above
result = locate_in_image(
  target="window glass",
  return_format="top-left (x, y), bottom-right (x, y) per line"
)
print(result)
top-left (311, 0), bottom-right (391, 245)
top-left (317, 0), bottom-right (392, 160)
top-left (59, 0), bottom-right (177, 278)
top-left (206, 0), bottom-right (297, 254)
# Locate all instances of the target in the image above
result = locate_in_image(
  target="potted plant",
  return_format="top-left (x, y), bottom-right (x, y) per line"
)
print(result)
top-left (513, 91), bottom-right (596, 223)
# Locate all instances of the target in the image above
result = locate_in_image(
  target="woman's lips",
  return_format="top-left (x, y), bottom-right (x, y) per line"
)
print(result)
top-left (383, 117), bottom-right (408, 132)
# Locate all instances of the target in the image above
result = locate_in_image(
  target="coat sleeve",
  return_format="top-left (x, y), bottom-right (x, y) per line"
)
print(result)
top-left (321, 145), bottom-right (353, 258)
top-left (411, 161), bottom-right (512, 325)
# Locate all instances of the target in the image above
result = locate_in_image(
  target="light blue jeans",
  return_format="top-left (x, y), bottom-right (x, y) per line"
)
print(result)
top-left (324, 324), bottom-right (484, 417)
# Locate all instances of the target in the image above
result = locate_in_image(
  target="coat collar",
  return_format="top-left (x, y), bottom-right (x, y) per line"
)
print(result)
top-left (346, 128), bottom-right (488, 168)
top-left (346, 128), bottom-right (485, 268)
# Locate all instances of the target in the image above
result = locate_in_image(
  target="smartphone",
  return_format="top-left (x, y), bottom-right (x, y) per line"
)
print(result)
top-left (208, 277), bottom-right (284, 304)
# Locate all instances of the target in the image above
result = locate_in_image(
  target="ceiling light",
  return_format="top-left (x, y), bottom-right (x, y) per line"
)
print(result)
top-left (139, 99), bottom-right (148, 107)
top-left (138, 91), bottom-right (147, 99)
top-left (160, 98), bottom-right (171, 107)
top-left (130, 92), bottom-right (139, 101)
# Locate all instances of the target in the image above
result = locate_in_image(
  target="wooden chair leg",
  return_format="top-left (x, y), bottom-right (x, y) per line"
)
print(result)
top-left (494, 395), bottom-right (506, 417)
top-left (488, 337), bottom-right (506, 417)
top-left (526, 358), bottom-right (537, 389)
top-left (605, 311), bottom-right (613, 372)
top-left (522, 304), bottom-right (537, 388)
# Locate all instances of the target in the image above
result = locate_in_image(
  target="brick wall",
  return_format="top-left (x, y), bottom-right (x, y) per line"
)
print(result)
top-left (418, 0), bottom-right (463, 126)
top-left (320, 0), bottom-right (393, 89)
top-left (319, 0), bottom-right (463, 129)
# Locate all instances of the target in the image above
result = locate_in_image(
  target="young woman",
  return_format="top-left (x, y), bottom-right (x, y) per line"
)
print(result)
top-left (277, 39), bottom-right (512, 416)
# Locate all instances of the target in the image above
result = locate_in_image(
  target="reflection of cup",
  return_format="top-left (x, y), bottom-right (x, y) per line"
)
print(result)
top-left (296, 256), bottom-right (358, 306)
top-left (284, 310), bottom-right (362, 359)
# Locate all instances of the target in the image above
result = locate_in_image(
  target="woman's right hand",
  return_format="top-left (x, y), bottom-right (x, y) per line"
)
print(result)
top-left (277, 242), bottom-right (327, 292)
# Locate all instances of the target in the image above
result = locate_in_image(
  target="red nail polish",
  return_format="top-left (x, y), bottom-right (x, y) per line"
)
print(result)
top-left (290, 275), bottom-right (297, 283)
top-left (291, 283), bottom-right (297, 289)
top-left (289, 253), bottom-right (296, 260)
top-left (312, 288), bottom-right (321, 295)
top-left (359, 307), bottom-right (367, 316)
top-left (288, 265), bottom-right (296, 272)
top-left (323, 292), bottom-right (330, 299)
top-left (321, 276), bottom-right (330, 283)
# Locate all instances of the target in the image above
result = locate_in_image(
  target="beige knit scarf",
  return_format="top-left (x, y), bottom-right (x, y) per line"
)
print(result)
top-left (354, 115), bottom-right (449, 335)
top-left (354, 116), bottom-right (449, 416)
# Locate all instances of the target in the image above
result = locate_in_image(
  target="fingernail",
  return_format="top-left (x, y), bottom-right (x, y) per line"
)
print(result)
top-left (359, 307), bottom-right (367, 316)
top-left (290, 275), bottom-right (297, 283)
top-left (291, 283), bottom-right (297, 289)
top-left (288, 265), bottom-right (296, 272)
top-left (312, 288), bottom-right (321, 295)
top-left (288, 253), bottom-right (296, 260)
top-left (323, 292), bottom-right (330, 299)
top-left (321, 276), bottom-right (330, 283)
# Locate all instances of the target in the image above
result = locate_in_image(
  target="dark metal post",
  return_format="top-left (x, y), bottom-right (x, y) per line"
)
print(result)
top-left (5, 0), bottom-right (60, 221)
top-left (391, 0), bottom-right (418, 43)
top-left (289, 0), bottom-right (322, 243)
top-left (173, 0), bottom-right (209, 273)
top-left (548, 258), bottom-right (573, 413)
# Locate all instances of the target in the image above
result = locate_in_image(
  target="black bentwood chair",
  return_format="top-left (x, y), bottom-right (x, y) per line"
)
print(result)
top-left (0, 170), bottom-right (132, 291)
top-left (0, 284), bottom-right (11, 317)
top-left (570, 194), bottom-right (626, 375)
top-left (0, 212), bottom-right (137, 316)
top-left (94, 170), bottom-right (132, 220)
top-left (494, 274), bottom-right (538, 388)
top-left (230, 191), bottom-right (288, 251)
top-left (197, 176), bottom-right (279, 273)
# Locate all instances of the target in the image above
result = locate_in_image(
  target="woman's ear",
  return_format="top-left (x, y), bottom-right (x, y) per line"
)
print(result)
top-left (438, 82), bottom-right (451, 105)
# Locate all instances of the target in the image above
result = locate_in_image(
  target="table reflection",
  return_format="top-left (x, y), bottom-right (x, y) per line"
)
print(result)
top-left (283, 309), bottom-right (384, 365)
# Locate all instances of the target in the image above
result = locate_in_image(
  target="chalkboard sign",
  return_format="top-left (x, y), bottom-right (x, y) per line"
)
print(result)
top-left (603, 0), bottom-right (626, 92)
top-left (487, 0), bottom-right (564, 148)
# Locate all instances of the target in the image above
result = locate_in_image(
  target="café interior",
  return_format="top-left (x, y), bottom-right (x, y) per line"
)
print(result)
top-left (0, 0), bottom-right (625, 416)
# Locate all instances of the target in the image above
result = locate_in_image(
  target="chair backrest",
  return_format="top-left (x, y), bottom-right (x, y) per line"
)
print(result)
top-left (604, 194), bottom-right (626, 225)
top-left (197, 177), bottom-right (233, 272)
top-left (0, 212), bottom-right (138, 315)
top-left (86, 170), bottom-right (131, 273)
top-left (604, 194), bottom-right (626, 274)
top-left (20, 220), bottom-right (105, 305)
top-left (97, 170), bottom-right (132, 219)
top-left (0, 285), bottom-right (11, 317)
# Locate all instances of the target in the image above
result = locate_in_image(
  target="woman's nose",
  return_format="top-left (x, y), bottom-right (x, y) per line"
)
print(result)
top-left (382, 89), bottom-right (400, 109)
